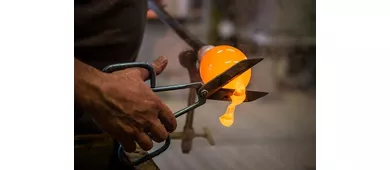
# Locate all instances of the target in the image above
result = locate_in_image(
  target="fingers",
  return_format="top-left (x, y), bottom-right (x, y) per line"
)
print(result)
top-left (116, 120), bottom-right (153, 152)
top-left (126, 120), bottom-right (169, 151)
top-left (152, 56), bottom-right (168, 76)
top-left (139, 56), bottom-right (168, 80)
top-left (113, 121), bottom-right (137, 152)
top-left (120, 139), bottom-right (137, 153)
top-left (135, 120), bottom-right (171, 151)
top-left (135, 132), bottom-right (153, 151)
top-left (112, 56), bottom-right (168, 80)
top-left (157, 102), bottom-right (177, 133)
top-left (118, 134), bottom-right (137, 152)
top-left (149, 120), bottom-right (169, 143)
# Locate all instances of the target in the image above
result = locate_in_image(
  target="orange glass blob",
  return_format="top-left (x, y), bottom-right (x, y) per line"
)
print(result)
top-left (199, 45), bottom-right (251, 127)
top-left (199, 45), bottom-right (251, 90)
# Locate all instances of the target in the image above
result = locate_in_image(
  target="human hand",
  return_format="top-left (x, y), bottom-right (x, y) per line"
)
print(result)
top-left (82, 56), bottom-right (176, 152)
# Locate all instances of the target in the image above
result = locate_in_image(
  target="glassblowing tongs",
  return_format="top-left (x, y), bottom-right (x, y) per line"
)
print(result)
top-left (102, 57), bottom-right (268, 167)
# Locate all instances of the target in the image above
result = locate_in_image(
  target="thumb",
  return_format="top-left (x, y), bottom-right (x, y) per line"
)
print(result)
top-left (140, 56), bottom-right (168, 80)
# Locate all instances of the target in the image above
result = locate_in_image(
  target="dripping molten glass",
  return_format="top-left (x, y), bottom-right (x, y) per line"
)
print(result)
top-left (199, 45), bottom-right (251, 127)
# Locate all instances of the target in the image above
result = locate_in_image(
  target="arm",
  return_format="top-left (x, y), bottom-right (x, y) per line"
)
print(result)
top-left (74, 58), bottom-right (106, 111)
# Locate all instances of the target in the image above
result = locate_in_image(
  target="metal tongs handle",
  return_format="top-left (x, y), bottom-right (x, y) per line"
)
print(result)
top-left (102, 62), bottom-right (204, 167)
top-left (152, 82), bottom-right (206, 118)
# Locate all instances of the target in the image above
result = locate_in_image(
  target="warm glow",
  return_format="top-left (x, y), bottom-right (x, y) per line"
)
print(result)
top-left (199, 45), bottom-right (251, 127)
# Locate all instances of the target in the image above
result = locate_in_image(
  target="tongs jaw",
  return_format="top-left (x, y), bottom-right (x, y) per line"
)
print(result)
top-left (208, 88), bottom-right (269, 102)
top-left (198, 58), bottom-right (267, 100)
top-left (101, 57), bottom-right (268, 167)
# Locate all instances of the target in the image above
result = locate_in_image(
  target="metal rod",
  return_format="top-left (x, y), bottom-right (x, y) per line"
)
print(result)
top-left (148, 0), bottom-right (206, 51)
top-left (184, 88), bottom-right (196, 128)
top-left (132, 136), bottom-right (171, 166)
top-left (174, 99), bottom-right (205, 118)
top-left (102, 62), bottom-right (156, 87)
top-left (152, 82), bottom-right (202, 92)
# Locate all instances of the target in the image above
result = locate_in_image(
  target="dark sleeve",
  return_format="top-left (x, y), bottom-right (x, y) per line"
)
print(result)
top-left (74, 0), bottom-right (147, 135)
top-left (74, 0), bottom-right (147, 70)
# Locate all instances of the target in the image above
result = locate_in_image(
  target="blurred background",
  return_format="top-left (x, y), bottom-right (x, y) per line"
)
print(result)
top-left (141, 0), bottom-right (315, 169)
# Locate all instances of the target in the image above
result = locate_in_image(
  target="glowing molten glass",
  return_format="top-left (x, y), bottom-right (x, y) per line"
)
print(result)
top-left (199, 45), bottom-right (251, 127)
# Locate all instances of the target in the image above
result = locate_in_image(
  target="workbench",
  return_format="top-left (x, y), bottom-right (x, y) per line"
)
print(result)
top-left (75, 134), bottom-right (160, 170)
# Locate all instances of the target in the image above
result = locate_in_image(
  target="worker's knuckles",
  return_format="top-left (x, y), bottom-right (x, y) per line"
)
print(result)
top-left (111, 68), bottom-right (142, 79)
top-left (112, 120), bottom-right (142, 147)
top-left (126, 105), bottom-right (160, 130)
top-left (133, 96), bottom-right (164, 112)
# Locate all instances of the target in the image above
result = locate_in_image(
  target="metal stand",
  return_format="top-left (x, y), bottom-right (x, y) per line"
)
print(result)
top-left (148, 0), bottom-right (215, 153)
top-left (169, 50), bottom-right (215, 153)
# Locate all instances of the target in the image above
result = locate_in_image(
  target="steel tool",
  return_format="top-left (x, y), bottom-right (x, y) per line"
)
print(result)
top-left (102, 57), bottom-right (267, 167)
